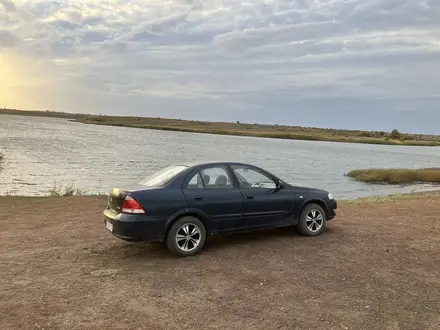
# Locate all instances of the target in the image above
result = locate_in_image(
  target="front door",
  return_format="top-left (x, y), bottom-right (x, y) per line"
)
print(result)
top-left (182, 165), bottom-right (244, 233)
top-left (229, 164), bottom-right (295, 230)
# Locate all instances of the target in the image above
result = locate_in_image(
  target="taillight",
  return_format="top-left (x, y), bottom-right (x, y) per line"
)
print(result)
top-left (121, 195), bottom-right (146, 214)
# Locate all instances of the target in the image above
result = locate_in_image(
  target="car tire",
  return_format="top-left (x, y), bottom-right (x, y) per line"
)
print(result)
top-left (296, 203), bottom-right (327, 236)
top-left (166, 216), bottom-right (207, 257)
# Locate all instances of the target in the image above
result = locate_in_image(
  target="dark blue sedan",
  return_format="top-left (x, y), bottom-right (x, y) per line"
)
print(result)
top-left (103, 161), bottom-right (337, 256)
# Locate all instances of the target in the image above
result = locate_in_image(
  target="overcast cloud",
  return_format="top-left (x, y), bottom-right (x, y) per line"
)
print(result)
top-left (1, 0), bottom-right (440, 133)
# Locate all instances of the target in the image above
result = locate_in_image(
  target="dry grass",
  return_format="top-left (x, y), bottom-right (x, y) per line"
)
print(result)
top-left (46, 182), bottom-right (90, 197)
top-left (346, 168), bottom-right (440, 184)
top-left (0, 152), bottom-right (5, 170)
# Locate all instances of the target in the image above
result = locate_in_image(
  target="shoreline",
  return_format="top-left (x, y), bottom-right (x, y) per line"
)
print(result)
top-left (338, 190), bottom-right (440, 204)
top-left (2, 190), bottom-right (440, 204)
top-left (1, 109), bottom-right (440, 147)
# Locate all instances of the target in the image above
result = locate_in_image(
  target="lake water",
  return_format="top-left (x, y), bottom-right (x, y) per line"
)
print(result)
top-left (1, 114), bottom-right (439, 199)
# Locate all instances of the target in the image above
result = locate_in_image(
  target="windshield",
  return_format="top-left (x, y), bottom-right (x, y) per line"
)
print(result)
top-left (139, 165), bottom-right (188, 187)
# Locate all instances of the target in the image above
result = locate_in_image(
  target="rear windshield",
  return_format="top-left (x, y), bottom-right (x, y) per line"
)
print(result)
top-left (139, 165), bottom-right (188, 187)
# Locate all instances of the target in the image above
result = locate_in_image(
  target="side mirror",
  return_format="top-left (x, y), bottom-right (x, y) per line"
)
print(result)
top-left (268, 180), bottom-right (282, 193)
top-left (274, 180), bottom-right (283, 191)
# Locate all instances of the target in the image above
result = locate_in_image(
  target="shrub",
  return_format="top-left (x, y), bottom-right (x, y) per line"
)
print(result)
top-left (0, 152), bottom-right (4, 170)
top-left (391, 129), bottom-right (402, 139)
top-left (47, 182), bottom-right (89, 196)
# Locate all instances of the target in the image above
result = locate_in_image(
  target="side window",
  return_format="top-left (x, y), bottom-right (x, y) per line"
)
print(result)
top-left (200, 166), bottom-right (233, 189)
top-left (186, 172), bottom-right (204, 189)
top-left (231, 166), bottom-right (277, 189)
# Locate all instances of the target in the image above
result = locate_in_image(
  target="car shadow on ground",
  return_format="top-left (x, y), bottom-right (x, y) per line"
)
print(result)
top-left (203, 225), bottom-right (342, 252)
top-left (97, 225), bottom-right (341, 261)
top-left (204, 227), bottom-right (297, 250)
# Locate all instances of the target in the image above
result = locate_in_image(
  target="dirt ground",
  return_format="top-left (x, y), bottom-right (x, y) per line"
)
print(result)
top-left (1, 194), bottom-right (439, 330)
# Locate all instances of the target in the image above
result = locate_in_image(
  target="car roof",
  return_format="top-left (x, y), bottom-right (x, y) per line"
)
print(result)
top-left (176, 160), bottom-right (251, 168)
top-left (168, 161), bottom-right (283, 184)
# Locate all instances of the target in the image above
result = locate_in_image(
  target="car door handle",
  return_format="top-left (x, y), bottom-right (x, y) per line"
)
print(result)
top-left (245, 196), bottom-right (254, 200)
top-left (194, 197), bottom-right (203, 201)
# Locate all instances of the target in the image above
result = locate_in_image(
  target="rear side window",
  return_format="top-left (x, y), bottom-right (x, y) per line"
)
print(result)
top-left (200, 166), bottom-right (233, 188)
top-left (139, 165), bottom-right (188, 187)
top-left (186, 172), bottom-right (204, 189)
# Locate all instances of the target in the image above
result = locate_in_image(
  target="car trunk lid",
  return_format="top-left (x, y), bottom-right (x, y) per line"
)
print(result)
top-left (107, 185), bottom-right (157, 214)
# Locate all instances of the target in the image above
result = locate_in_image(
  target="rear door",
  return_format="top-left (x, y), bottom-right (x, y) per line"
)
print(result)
top-left (229, 164), bottom-right (295, 230)
top-left (182, 165), bottom-right (244, 233)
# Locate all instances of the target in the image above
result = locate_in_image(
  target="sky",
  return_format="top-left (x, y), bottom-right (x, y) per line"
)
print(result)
top-left (0, 0), bottom-right (440, 134)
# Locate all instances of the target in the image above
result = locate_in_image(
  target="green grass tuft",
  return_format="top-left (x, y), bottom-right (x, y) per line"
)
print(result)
top-left (345, 168), bottom-right (440, 184)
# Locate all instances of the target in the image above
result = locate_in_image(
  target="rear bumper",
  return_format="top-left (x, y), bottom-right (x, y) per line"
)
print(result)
top-left (327, 199), bottom-right (337, 220)
top-left (103, 208), bottom-right (166, 243)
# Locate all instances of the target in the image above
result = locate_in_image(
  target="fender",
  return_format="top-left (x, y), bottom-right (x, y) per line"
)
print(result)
top-left (296, 196), bottom-right (329, 218)
top-left (164, 208), bottom-right (212, 233)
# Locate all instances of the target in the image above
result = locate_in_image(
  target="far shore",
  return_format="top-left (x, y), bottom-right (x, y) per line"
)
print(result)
top-left (1, 108), bottom-right (440, 146)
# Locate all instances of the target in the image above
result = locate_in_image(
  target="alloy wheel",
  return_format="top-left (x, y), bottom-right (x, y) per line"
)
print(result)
top-left (175, 223), bottom-right (201, 252)
top-left (306, 209), bottom-right (324, 233)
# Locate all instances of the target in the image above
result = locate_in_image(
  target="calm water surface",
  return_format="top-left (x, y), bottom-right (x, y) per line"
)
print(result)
top-left (1, 114), bottom-right (439, 199)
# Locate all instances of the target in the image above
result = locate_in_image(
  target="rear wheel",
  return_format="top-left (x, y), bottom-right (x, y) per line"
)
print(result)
top-left (296, 203), bottom-right (327, 236)
top-left (166, 216), bottom-right (206, 257)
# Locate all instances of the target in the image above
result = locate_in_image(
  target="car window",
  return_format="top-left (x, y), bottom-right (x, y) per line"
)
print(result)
top-left (231, 166), bottom-right (277, 189)
top-left (200, 166), bottom-right (233, 189)
top-left (139, 165), bottom-right (188, 187)
top-left (186, 172), bottom-right (204, 189)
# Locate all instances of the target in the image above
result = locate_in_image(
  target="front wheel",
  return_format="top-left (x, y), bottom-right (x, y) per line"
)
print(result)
top-left (296, 203), bottom-right (327, 236)
top-left (166, 216), bottom-right (206, 257)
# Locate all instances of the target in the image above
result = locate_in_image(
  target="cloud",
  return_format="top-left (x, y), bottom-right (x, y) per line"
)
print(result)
top-left (81, 15), bottom-right (105, 26)
top-left (0, 30), bottom-right (18, 47)
top-left (1, 0), bottom-right (440, 133)
top-left (0, 0), bottom-right (16, 12)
